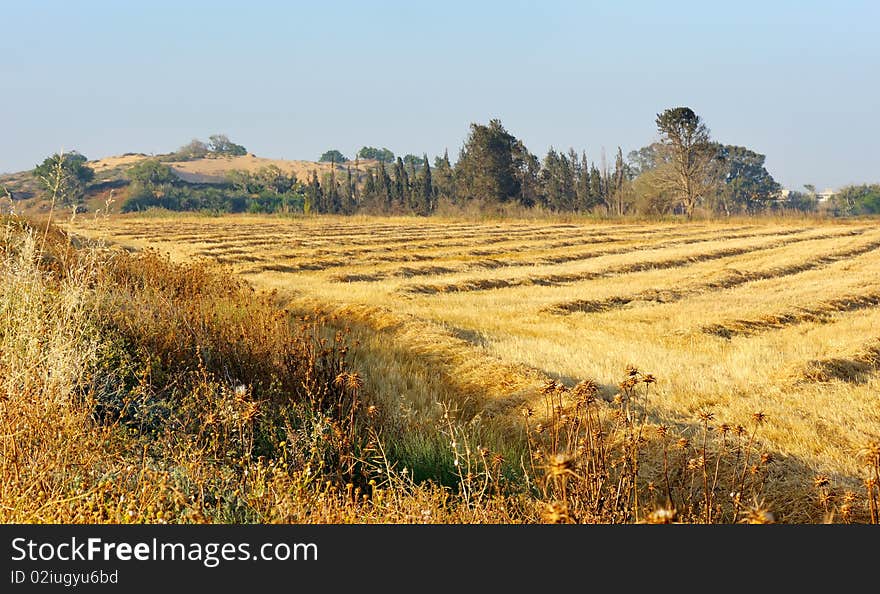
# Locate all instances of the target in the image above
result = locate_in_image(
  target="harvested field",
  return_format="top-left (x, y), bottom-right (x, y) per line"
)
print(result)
top-left (69, 214), bottom-right (880, 520)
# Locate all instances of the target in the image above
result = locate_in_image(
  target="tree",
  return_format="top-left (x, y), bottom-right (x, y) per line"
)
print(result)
top-left (357, 146), bottom-right (395, 162)
top-left (127, 159), bottom-right (178, 188)
top-left (174, 139), bottom-right (209, 160)
top-left (455, 119), bottom-right (529, 204)
top-left (319, 149), bottom-right (349, 163)
top-left (432, 150), bottom-right (455, 202)
top-left (626, 142), bottom-right (668, 177)
top-left (589, 163), bottom-right (605, 210)
top-left (419, 154), bottom-right (434, 215)
top-left (541, 147), bottom-right (577, 211)
top-left (610, 147), bottom-right (629, 215)
top-left (306, 171), bottom-right (323, 214)
top-left (32, 151), bottom-right (95, 205)
top-left (343, 166), bottom-right (357, 214)
top-left (392, 157), bottom-right (408, 209)
top-left (832, 184), bottom-right (880, 215)
top-left (207, 134), bottom-right (247, 156)
top-left (712, 144), bottom-right (780, 215)
top-left (255, 165), bottom-right (296, 194)
top-left (653, 107), bottom-right (717, 218)
top-left (402, 154), bottom-right (426, 169)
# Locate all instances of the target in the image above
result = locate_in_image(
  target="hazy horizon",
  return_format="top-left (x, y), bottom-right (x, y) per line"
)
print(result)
top-left (2, 0), bottom-right (877, 191)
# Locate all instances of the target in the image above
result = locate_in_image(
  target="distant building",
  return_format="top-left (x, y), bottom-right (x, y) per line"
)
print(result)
top-left (817, 188), bottom-right (836, 203)
top-left (778, 187), bottom-right (836, 203)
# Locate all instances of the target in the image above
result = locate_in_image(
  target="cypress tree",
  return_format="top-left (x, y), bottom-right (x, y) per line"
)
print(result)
top-left (378, 162), bottom-right (392, 210)
top-left (344, 166), bottom-right (357, 214)
top-left (328, 167), bottom-right (342, 214)
top-left (576, 151), bottom-right (591, 211)
top-left (421, 153), bottom-right (433, 215)
top-left (393, 157), bottom-right (406, 210)
top-left (307, 170), bottom-right (322, 214)
top-left (590, 163), bottom-right (603, 210)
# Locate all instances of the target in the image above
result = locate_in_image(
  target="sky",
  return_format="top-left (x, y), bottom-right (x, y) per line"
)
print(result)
top-left (1, 0), bottom-right (878, 191)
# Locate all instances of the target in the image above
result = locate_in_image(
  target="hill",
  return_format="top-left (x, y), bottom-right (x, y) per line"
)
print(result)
top-left (0, 152), bottom-right (377, 215)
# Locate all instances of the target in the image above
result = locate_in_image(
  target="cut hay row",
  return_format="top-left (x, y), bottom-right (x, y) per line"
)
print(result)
top-left (281, 224), bottom-right (702, 263)
top-left (112, 221), bottom-right (581, 245)
top-left (400, 229), bottom-right (864, 295)
top-left (701, 291), bottom-right (880, 338)
top-left (790, 339), bottom-right (880, 384)
top-left (222, 222), bottom-right (668, 251)
top-left (232, 226), bottom-right (712, 275)
top-left (548, 235), bottom-right (880, 314)
top-left (330, 226), bottom-right (808, 282)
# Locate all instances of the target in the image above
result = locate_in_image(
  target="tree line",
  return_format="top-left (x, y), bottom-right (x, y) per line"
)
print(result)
top-left (30, 114), bottom-right (880, 217)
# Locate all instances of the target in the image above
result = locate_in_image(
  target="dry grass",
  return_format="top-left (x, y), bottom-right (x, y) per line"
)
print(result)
top-left (58, 213), bottom-right (880, 523)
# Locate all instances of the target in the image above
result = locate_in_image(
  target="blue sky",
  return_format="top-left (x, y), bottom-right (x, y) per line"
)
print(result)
top-left (1, 0), bottom-right (877, 190)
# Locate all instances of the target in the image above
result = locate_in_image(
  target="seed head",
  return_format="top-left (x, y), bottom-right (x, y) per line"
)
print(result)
top-left (542, 501), bottom-right (570, 524)
top-left (645, 507), bottom-right (677, 524)
top-left (742, 504), bottom-right (775, 524)
top-left (546, 454), bottom-right (574, 478)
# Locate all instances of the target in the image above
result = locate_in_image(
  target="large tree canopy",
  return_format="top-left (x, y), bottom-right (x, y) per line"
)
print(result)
top-left (454, 119), bottom-right (536, 205)
top-left (653, 107), bottom-right (717, 218)
top-left (207, 134), bottom-right (247, 156)
top-left (319, 149), bottom-right (349, 163)
top-left (32, 151), bottom-right (95, 205)
top-left (127, 159), bottom-right (178, 188)
top-left (712, 144), bottom-right (781, 214)
top-left (356, 146), bottom-right (395, 162)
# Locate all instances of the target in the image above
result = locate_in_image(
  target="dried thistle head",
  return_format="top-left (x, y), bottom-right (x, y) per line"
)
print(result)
top-left (718, 423), bottom-right (731, 436)
top-left (642, 374), bottom-right (656, 385)
top-left (345, 372), bottom-right (364, 391)
top-left (813, 474), bottom-right (830, 489)
top-left (857, 440), bottom-right (880, 465)
top-left (542, 501), bottom-right (570, 524)
top-left (752, 411), bottom-right (767, 425)
top-left (676, 437), bottom-right (691, 450)
top-left (656, 424), bottom-right (669, 438)
top-left (546, 454), bottom-right (574, 478)
top-left (742, 501), bottom-right (775, 524)
top-left (625, 364), bottom-right (639, 377)
top-left (698, 410), bottom-right (715, 423)
top-left (573, 379), bottom-right (600, 403)
top-left (541, 379), bottom-right (559, 395)
top-left (619, 377), bottom-right (639, 391)
top-left (645, 507), bottom-right (678, 524)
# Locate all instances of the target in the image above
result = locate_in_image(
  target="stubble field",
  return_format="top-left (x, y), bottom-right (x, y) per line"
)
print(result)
top-left (69, 214), bottom-right (880, 517)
